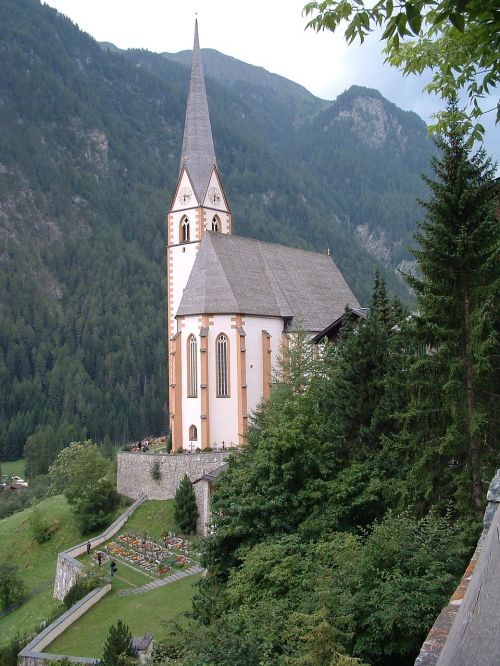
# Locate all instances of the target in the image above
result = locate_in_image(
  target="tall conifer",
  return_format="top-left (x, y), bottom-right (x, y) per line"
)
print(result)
top-left (403, 111), bottom-right (499, 515)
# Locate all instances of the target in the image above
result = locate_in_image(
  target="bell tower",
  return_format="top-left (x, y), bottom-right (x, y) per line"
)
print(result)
top-left (166, 21), bottom-right (231, 449)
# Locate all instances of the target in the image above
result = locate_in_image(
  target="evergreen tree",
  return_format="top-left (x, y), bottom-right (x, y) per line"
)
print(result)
top-left (101, 619), bottom-right (137, 666)
top-left (174, 474), bottom-right (199, 534)
top-left (402, 111), bottom-right (499, 516)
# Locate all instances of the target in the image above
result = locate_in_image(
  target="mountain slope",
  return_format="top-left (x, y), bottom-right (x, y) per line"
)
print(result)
top-left (0, 0), bottom-right (433, 468)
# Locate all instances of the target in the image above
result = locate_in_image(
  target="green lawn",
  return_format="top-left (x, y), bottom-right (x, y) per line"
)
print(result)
top-left (47, 573), bottom-right (200, 658)
top-left (123, 499), bottom-right (176, 542)
top-left (1, 458), bottom-right (26, 479)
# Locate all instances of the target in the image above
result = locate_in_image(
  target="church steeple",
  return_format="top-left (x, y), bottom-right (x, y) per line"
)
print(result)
top-left (180, 20), bottom-right (216, 204)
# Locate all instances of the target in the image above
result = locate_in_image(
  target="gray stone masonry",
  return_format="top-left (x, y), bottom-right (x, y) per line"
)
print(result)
top-left (117, 451), bottom-right (230, 500)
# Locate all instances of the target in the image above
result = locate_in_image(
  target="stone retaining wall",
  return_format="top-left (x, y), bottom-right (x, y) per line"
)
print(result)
top-left (117, 451), bottom-right (230, 500)
top-left (53, 495), bottom-right (146, 600)
top-left (19, 584), bottom-right (111, 666)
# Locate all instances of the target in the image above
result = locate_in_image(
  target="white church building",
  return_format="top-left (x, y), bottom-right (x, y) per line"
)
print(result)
top-left (167, 22), bottom-right (359, 452)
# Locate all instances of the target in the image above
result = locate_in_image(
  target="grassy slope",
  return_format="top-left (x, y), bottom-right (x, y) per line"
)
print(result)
top-left (0, 497), bottom-right (198, 650)
top-left (0, 495), bottom-right (79, 645)
top-left (47, 573), bottom-right (200, 657)
top-left (1, 458), bottom-right (26, 478)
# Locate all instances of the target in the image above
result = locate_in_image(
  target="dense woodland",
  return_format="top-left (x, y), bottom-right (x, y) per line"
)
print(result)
top-left (0, 0), bottom-right (434, 470)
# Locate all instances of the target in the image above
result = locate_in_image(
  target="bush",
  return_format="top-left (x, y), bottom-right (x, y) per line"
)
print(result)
top-left (174, 475), bottom-right (198, 534)
top-left (72, 478), bottom-right (121, 535)
top-left (0, 563), bottom-right (24, 610)
top-left (29, 505), bottom-right (58, 543)
top-left (63, 574), bottom-right (105, 609)
top-left (150, 460), bottom-right (161, 481)
top-left (0, 633), bottom-right (29, 666)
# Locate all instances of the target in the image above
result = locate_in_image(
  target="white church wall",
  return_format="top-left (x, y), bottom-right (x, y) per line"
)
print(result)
top-left (181, 316), bottom-right (202, 450)
top-left (207, 315), bottom-right (239, 448)
top-left (169, 242), bottom-right (199, 334)
top-left (244, 316), bottom-right (284, 417)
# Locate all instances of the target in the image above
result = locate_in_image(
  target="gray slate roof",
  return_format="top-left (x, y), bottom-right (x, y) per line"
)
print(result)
top-left (177, 233), bottom-right (359, 332)
top-left (180, 20), bottom-right (216, 203)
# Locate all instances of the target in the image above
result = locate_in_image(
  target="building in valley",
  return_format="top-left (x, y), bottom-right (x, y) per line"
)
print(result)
top-left (167, 22), bottom-right (359, 451)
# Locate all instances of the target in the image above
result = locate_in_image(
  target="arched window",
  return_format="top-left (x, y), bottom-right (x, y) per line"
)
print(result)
top-left (216, 333), bottom-right (230, 397)
top-left (211, 215), bottom-right (220, 232)
top-left (180, 216), bottom-right (190, 243)
top-left (187, 334), bottom-right (197, 397)
top-left (189, 424), bottom-right (198, 441)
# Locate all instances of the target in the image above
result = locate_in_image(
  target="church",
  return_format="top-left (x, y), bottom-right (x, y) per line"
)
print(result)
top-left (167, 22), bottom-right (359, 452)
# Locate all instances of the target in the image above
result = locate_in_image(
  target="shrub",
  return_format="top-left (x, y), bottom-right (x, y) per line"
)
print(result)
top-left (0, 563), bottom-right (24, 610)
top-left (150, 460), bottom-right (161, 481)
top-left (102, 619), bottom-right (138, 666)
top-left (72, 478), bottom-right (120, 535)
top-left (0, 633), bottom-right (30, 666)
top-left (63, 573), bottom-right (105, 609)
top-left (29, 505), bottom-right (58, 543)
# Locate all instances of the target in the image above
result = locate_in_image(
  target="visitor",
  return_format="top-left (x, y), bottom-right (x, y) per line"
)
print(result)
top-left (110, 560), bottom-right (117, 577)
top-left (86, 541), bottom-right (91, 556)
top-left (97, 551), bottom-right (102, 566)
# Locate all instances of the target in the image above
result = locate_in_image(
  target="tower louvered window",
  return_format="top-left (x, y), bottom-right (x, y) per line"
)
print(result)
top-left (181, 216), bottom-right (190, 243)
top-left (187, 335), bottom-right (197, 397)
top-left (216, 334), bottom-right (229, 397)
top-left (211, 216), bottom-right (220, 232)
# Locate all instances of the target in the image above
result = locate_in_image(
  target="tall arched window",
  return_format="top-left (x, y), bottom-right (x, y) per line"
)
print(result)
top-left (189, 424), bottom-right (198, 441)
top-left (187, 334), bottom-right (197, 397)
top-left (211, 215), bottom-right (220, 232)
top-left (180, 216), bottom-right (190, 243)
top-left (216, 333), bottom-right (229, 397)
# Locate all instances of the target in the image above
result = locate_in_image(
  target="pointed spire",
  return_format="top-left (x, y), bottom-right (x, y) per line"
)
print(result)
top-left (180, 20), bottom-right (216, 203)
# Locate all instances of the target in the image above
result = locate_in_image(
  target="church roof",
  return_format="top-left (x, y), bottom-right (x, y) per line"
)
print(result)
top-left (176, 233), bottom-right (360, 332)
top-left (180, 20), bottom-right (216, 203)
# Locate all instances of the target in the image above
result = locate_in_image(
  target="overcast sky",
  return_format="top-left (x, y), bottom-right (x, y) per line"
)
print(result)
top-left (43, 0), bottom-right (498, 162)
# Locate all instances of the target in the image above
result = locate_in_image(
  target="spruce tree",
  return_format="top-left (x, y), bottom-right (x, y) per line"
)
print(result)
top-left (403, 112), bottom-right (499, 516)
top-left (101, 619), bottom-right (137, 666)
top-left (174, 474), bottom-right (199, 534)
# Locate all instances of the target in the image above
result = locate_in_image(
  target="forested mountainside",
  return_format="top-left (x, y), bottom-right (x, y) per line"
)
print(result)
top-left (0, 0), bottom-right (434, 468)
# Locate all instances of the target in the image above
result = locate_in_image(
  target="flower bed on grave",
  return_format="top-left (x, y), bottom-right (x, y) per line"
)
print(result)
top-left (104, 532), bottom-right (194, 576)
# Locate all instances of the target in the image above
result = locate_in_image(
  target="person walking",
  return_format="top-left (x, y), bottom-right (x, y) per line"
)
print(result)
top-left (97, 551), bottom-right (102, 566)
top-left (86, 541), bottom-right (91, 556)
top-left (110, 560), bottom-right (117, 577)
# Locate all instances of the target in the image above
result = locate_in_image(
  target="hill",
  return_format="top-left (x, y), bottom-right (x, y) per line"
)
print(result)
top-left (0, 0), bottom-right (434, 468)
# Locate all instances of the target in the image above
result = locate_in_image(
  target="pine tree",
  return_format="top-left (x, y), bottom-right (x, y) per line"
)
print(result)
top-left (101, 619), bottom-right (137, 666)
top-left (174, 474), bottom-right (199, 534)
top-left (402, 111), bottom-right (499, 516)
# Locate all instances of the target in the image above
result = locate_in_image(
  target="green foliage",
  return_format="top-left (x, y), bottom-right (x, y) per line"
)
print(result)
top-left (304, 0), bottom-right (499, 138)
top-left (101, 619), bottom-right (138, 666)
top-left (0, 474), bottom-right (52, 520)
top-left (399, 111), bottom-right (500, 517)
top-left (28, 504), bottom-right (57, 544)
top-left (0, 564), bottom-right (24, 611)
top-left (150, 459), bottom-right (161, 482)
top-left (48, 441), bottom-right (109, 501)
top-left (48, 441), bottom-right (119, 534)
top-left (0, 633), bottom-right (29, 666)
top-left (351, 511), bottom-right (467, 664)
top-left (72, 478), bottom-right (120, 535)
top-left (63, 574), bottom-right (105, 609)
top-left (174, 475), bottom-right (198, 535)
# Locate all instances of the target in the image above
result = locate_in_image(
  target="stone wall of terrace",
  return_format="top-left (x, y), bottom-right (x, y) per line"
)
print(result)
top-left (117, 451), bottom-right (230, 500)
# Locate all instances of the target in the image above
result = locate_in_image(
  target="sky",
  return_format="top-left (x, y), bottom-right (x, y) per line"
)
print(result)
top-left (43, 0), bottom-right (498, 162)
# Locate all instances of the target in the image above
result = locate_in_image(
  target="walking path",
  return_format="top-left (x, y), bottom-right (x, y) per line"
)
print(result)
top-left (116, 564), bottom-right (203, 596)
